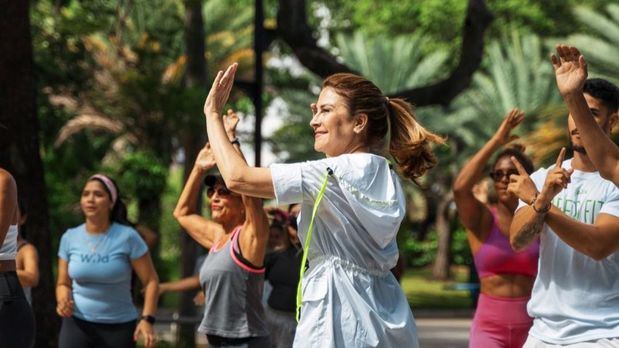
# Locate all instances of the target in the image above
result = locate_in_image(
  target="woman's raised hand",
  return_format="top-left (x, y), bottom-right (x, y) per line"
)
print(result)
top-left (195, 143), bottom-right (217, 172)
top-left (224, 109), bottom-right (240, 139)
top-left (204, 63), bottom-right (238, 117)
top-left (492, 108), bottom-right (525, 146)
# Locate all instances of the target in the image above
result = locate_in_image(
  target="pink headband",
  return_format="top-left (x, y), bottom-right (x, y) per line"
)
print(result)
top-left (89, 174), bottom-right (118, 205)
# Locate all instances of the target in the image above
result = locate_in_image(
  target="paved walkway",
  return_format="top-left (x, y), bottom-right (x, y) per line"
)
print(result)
top-left (153, 311), bottom-right (472, 347)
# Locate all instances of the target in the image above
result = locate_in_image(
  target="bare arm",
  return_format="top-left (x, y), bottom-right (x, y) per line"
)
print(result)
top-left (159, 275), bottom-right (201, 294)
top-left (453, 109), bottom-right (524, 235)
top-left (510, 206), bottom-right (546, 251)
top-left (203, 64), bottom-right (275, 198)
top-left (552, 45), bottom-right (619, 185)
top-left (56, 258), bottom-right (74, 317)
top-left (131, 252), bottom-right (159, 317)
top-left (222, 109), bottom-right (270, 267)
top-left (0, 169), bottom-right (18, 245)
top-left (16, 244), bottom-right (39, 287)
top-left (131, 252), bottom-right (158, 348)
top-left (173, 145), bottom-right (224, 250)
top-left (563, 92), bottom-right (619, 184)
top-left (238, 194), bottom-right (270, 267)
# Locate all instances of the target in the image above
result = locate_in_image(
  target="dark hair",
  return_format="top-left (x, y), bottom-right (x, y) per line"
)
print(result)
top-left (88, 176), bottom-right (134, 227)
top-left (493, 147), bottom-right (534, 175)
top-left (583, 78), bottom-right (619, 112)
top-left (17, 197), bottom-right (28, 239)
top-left (322, 73), bottom-right (445, 181)
top-left (17, 197), bottom-right (27, 217)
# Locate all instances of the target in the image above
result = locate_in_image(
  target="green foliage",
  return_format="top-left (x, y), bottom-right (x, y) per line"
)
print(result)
top-left (401, 231), bottom-right (437, 268)
top-left (115, 152), bottom-right (168, 202)
top-left (569, 4), bottom-right (619, 85)
top-left (451, 228), bottom-right (472, 266)
top-left (334, 32), bottom-right (448, 93)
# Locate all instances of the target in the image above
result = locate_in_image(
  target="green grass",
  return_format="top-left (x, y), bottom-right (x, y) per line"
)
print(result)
top-left (401, 267), bottom-right (473, 310)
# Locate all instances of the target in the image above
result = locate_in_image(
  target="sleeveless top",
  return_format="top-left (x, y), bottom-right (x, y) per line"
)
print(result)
top-left (473, 208), bottom-right (539, 278)
top-left (0, 224), bottom-right (18, 261)
top-left (198, 227), bottom-right (269, 338)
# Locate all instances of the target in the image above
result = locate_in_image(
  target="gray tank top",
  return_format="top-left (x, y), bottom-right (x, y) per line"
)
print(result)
top-left (198, 227), bottom-right (269, 338)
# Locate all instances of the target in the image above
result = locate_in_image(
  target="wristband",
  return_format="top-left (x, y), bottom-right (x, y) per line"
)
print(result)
top-left (530, 193), bottom-right (551, 214)
top-left (230, 138), bottom-right (240, 146)
top-left (139, 315), bottom-right (156, 324)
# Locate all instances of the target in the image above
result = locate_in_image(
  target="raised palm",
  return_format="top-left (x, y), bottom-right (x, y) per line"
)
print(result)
top-left (195, 143), bottom-right (217, 171)
top-left (493, 108), bottom-right (524, 146)
top-left (224, 109), bottom-right (240, 138)
top-left (551, 45), bottom-right (588, 96)
top-left (204, 63), bottom-right (238, 117)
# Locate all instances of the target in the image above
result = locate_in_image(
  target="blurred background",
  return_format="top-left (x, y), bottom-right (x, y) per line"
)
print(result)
top-left (2, 0), bottom-right (619, 346)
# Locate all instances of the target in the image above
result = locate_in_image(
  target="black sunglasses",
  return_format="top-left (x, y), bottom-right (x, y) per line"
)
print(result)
top-left (206, 187), bottom-right (232, 198)
top-left (489, 169), bottom-right (519, 182)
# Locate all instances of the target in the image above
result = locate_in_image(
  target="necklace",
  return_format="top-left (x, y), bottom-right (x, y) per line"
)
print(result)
top-left (85, 232), bottom-right (108, 253)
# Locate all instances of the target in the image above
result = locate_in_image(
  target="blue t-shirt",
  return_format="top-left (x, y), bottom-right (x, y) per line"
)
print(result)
top-left (58, 222), bottom-right (148, 323)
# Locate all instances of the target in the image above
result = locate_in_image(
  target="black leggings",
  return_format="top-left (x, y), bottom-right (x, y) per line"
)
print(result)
top-left (0, 271), bottom-right (35, 348)
top-left (59, 316), bottom-right (136, 348)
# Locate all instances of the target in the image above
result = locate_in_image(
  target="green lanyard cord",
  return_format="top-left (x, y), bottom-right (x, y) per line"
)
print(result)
top-left (296, 168), bottom-right (332, 322)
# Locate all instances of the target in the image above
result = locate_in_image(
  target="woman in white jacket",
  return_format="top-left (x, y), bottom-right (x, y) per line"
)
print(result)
top-left (203, 64), bottom-right (444, 347)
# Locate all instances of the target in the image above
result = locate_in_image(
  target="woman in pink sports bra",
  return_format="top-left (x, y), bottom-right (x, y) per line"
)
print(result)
top-left (453, 108), bottom-right (540, 348)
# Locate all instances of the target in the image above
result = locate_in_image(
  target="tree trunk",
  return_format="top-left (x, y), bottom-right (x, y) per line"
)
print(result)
top-left (179, 1), bottom-right (207, 346)
top-left (276, 0), bottom-right (493, 107)
top-left (0, 0), bottom-right (60, 346)
top-left (432, 193), bottom-right (454, 280)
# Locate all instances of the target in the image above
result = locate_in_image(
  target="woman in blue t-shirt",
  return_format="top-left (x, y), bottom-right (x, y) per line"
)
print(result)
top-left (56, 174), bottom-right (159, 348)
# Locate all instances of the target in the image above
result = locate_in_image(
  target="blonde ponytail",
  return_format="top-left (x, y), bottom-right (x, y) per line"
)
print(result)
top-left (387, 98), bottom-right (445, 181)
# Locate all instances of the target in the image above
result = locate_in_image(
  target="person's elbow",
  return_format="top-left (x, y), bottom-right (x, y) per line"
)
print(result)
top-left (172, 206), bottom-right (185, 221)
top-left (225, 169), bottom-right (247, 193)
top-left (586, 244), bottom-right (614, 261)
top-left (21, 272), bottom-right (39, 287)
top-left (452, 177), bottom-right (469, 196)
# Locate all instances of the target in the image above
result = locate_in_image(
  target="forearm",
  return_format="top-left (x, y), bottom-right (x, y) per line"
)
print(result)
top-left (141, 278), bottom-right (159, 316)
top-left (563, 92), bottom-right (619, 179)
top-left (173, 165), bottom-right (209, 218)
top-left (510, 206), bottom-right (545, 251)
top-left (454, 138), bottom-right (501, 192)
top-left (545, 209), bottom-right (615, 260)
top-left (205, 113), bottom-right (250, 186)
top-left (160, 276), bottom-right (200, 293)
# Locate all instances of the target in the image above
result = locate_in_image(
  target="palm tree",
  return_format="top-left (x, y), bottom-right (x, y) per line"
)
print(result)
top-left (568, 4), bottom-right (619, 85)
top-left (334, 32), bottom-right (449, 93)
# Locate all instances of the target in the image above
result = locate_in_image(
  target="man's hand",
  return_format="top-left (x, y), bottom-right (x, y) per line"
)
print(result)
top-left (551, 44), bottom-right (588, 97)
top-left (539, 148), bottom-right (574, 205)
top-left (508, 157), bottom-right (538, 204)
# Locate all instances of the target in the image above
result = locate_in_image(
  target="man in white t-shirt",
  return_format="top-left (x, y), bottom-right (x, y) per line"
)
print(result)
top-left (507, 76), bottom-right (619, 345)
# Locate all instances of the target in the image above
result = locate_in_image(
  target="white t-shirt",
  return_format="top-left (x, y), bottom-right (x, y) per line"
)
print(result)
top-left (516, 159), bottom-right (619, 344)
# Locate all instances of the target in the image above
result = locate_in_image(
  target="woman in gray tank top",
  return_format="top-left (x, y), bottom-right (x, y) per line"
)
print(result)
top-left (173, 110), bottom-right (270, 347)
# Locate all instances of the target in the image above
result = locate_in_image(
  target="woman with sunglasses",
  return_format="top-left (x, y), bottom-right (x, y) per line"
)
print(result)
top-left (173, 110), bottom-right (270, 347)
top-left (453, 109), bottom-right (539, 348)
top-left (56, 174), bottom-right (158, 348)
